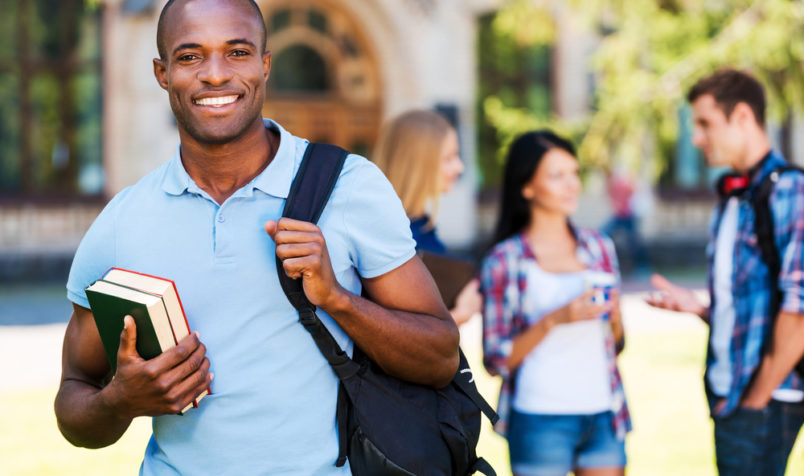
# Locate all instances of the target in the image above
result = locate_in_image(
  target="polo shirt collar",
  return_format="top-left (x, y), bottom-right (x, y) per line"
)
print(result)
top-left (161, 118), bottom-right (298, 199)
top-left (251, 119), bottom-right (296, 199)
top-left (162, 146), bottom-right (190, 196)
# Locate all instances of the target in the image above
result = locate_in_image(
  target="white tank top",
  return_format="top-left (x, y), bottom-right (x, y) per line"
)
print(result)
top-left (512, 263), bottom-right (612, 414)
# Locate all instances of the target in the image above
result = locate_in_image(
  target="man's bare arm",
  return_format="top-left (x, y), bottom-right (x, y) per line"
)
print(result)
top-left (740, 310), bottom-right (804, 409)
top-left (267, 218), bottom-right (459, 388)
top-left (55, 304), bottom-right (212, 448)
top-left (645, 273), bottom-right (710, 322)
top-left (55, 305), bottom-right (132, 448)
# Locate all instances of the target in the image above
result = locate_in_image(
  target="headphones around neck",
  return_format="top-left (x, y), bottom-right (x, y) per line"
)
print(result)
top-left (715, 172), bottom-right (750, 199)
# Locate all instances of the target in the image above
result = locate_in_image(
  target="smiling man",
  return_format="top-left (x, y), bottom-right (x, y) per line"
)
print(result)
top-left (54, 0), bottom-right (459, 473)
top-left (647, 69), bottom-right (804, 475)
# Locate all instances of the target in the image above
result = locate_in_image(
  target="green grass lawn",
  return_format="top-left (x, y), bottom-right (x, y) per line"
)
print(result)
top-left (5, 321), bottom-right (804, 475)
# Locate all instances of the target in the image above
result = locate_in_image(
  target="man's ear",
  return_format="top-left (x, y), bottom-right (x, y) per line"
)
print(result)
top-left (262, 50), bottom-right (272, 82)
top-left (153, 58), bottom-right (168, 91)
top-left (732, 102), bottom-right (756, 127)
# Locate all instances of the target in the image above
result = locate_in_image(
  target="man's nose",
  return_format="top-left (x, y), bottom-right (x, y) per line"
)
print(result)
top-left (198, 54), bottom-right (232, 85)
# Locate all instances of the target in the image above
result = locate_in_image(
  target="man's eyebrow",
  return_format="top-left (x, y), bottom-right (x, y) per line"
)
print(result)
top-left (172, 43), bottom-right (202, 56)
top-left (226, 38), bottom-right (257, 48)
top-left (171, 39), bottom-right (257, 57)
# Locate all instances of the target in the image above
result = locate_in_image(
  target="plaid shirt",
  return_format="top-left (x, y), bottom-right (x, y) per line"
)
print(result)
top-left (707, 150), bottom-right (804, 416)
top-left (480, 226), bottom-right (631, 439)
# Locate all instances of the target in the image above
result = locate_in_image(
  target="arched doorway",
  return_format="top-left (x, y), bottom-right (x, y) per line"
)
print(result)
top-left (261, 1), bottom-right (383, 158)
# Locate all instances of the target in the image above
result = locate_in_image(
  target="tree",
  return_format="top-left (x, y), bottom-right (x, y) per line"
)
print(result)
top-left (481, 0), bottom-right (804, 183)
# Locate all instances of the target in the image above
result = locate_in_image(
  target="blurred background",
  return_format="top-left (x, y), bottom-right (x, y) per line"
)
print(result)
top-left (1, 0), bottom-right (804, 474)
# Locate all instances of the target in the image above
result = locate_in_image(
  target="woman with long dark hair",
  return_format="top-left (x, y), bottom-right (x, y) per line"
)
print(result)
top-left (481, 131), bottom-right (630, 476)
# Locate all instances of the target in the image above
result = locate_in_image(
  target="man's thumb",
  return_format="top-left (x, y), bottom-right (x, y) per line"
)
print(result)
top-left (264, 220), bottom-right (277, 240)
top-left (650, 273), bottom-right (671, 291)
top-left (118, 315), bottom-right (138, 357)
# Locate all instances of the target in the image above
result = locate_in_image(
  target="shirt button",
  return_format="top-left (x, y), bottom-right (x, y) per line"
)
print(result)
top-left (217, 214), bottom-right (225, 223)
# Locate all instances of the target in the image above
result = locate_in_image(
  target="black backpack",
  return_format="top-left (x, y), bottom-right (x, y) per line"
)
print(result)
top-left (275, 142), bottom-right (499, 475)
top-left (748, 163), bottom-right (804, 376)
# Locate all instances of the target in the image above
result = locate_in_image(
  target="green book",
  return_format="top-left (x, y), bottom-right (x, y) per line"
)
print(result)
top-left (85, 279), bottom-right (176, 375)
top-left (86, 268), bottom-right (208, 412)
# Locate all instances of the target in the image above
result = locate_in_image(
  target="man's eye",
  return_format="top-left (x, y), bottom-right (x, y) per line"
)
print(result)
top-left (178, 54), bottom-right (198, 62)
top-left (232, 50), bottom-right (249, 57)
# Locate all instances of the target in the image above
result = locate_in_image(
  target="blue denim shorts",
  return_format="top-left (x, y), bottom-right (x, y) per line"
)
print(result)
top-left (507, 410), bottom-right (626, 475)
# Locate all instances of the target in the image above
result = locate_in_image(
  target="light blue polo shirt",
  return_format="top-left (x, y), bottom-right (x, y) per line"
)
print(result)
top-left (66, 119), bottom-right (416, 475)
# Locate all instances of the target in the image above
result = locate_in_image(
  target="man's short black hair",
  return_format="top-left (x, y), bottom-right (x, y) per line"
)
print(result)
top-left (156, 0), bottom-right (268, 60)
top-left (687, 68), bottom-right (767, 126)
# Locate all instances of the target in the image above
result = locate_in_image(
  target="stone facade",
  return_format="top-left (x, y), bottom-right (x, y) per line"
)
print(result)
top-left (6, 0), bottom-right (803, 281)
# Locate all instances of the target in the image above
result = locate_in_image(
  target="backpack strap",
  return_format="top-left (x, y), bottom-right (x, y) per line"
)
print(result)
top-left (452, 349), bottom-right (500, 425)
top-left (750, 165), bottom-right (804, 319)
top-left (277, 142), bottom-right (349, 310)
top-left (470, 457), bottom-right (497, 476)
top-left (276, 142), bottom-right (359, 467)
top-left (276, 141), bottom-right (360, 378)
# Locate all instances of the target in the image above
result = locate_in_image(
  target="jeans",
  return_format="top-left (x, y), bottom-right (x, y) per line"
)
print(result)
top-left (708, 391), bottom-right (804, 476)
top-left (507, 410), bottom-right (626, 476)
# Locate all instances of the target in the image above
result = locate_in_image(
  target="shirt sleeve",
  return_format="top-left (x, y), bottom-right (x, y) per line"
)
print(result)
top-left (341, 156), bottom-right (416, 279)
top-left (773, 172), bottom-right (804, 314)
top-left (66, 194), bottom-right (121, 308)
top-left (599, 232), bottom-right (622, 286)
top-left (480, 250), bottom-right (516, 379)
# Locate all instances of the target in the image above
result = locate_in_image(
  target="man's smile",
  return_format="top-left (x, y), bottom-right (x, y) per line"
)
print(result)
top-left (192, 94), bottom-right (241, 108)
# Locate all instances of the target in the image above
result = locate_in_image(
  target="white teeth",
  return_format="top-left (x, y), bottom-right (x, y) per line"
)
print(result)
top-left (194, 95), bottom-right (238, 106)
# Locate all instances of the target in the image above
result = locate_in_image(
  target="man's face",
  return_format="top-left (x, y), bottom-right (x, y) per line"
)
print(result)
top-left (690, 94), bottom-right (745, 169)
top-left (153, 0), bottom-right (270, 145)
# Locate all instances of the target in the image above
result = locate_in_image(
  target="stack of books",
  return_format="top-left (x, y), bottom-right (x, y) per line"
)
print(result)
top-left (85, 268), bottom-right (208, 413)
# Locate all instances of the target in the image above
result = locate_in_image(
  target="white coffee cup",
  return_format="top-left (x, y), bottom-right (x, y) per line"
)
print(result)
top-left (584, 271), bottom-right (617, 320)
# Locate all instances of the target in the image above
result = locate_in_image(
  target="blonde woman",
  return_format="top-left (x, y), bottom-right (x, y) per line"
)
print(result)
top-left (373, 109), bottom-right (479, 325)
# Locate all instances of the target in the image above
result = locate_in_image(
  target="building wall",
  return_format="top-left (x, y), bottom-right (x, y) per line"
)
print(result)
top-left (99, 0), bottom-right (486, 250)
top-left (10, 0), bottom-right (800, 278)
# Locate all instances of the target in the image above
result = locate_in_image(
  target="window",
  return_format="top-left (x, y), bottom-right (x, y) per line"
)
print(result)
top-left (271, 9), bottom-right (291, 32)
top-left (308, 10), bottom-right (328, 34)
top-left (273, 45), bottom-right (330, 93)
top-left (0, 0), bottom-right (103, 199)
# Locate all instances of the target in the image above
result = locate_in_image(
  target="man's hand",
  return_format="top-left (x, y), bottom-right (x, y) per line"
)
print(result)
top-left (267, 217), bottom-right (458, 386)
top-left (56, 304), bottom-right (212, 448)
top-left (739, 310), bottom-right (804, 411)
top-left (450, 279), bottom-right (481, 326)
top-left (265, 217), bottom-right (347, 312)
top-left (645, 273), bottom-right (708, 320)
top-left (105, 316), bottom-right (212, 418)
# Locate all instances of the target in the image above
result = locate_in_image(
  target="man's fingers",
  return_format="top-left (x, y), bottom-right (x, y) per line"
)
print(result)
top-left (276, 217), bottom-right (320, 232)
top-left (148, 337), bottom-right (210, 407)
top-left (265, 217), bottom-right (320, 240)
top-left (650, 273), bottom-right (674, 292)
top-left (161, 351), bottom-right (212, 405)
top-left (645, 291), bottom-right (680, 311)
top-left (272, 229), bottom-right (322, 244)
top-left (281, 255), bottom-right (321, 279)
top-left (155, 332), bottom-right (203, 370)
top-left (275, 241), bottom-right (323, 261)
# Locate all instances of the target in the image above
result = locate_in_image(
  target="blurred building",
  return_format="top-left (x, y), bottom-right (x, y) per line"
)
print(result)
top-left (0, 0), bottom-right (496, 281)
top-left (2, 0), bottom-right (803, 281)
